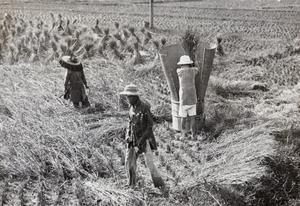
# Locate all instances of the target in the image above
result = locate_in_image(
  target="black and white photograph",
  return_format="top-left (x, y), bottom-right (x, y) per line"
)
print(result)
top-left (0, 0), bottom-right (300, 205)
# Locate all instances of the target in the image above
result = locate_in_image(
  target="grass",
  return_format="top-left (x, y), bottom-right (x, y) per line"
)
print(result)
top-left (0, 0), bottom-right (300, 205)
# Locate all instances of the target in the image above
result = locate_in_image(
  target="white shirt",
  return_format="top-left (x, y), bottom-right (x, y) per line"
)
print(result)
top-left (177, 65), bottom-right (199, 105)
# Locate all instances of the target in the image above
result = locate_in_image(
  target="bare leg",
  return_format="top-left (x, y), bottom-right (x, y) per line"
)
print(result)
top-left (125, 147), bottom-right (137, 188)
top-left (181, 117), bottom-right (187, 139)
top-left (143, 141), bottom-right (165, 188)
top-left (191, 116), bottom-right (196, 138)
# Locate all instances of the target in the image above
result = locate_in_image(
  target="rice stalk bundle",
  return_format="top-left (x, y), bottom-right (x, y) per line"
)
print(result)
top-left (59, 43), bottom-right (67, 53)
top-left (114, 22), bottom-right (119, 30)
top-left (107, 40), bottom-right (123, 60)
top-left (112, 48), bottom-right (124, 60)
top-left (125, 44), bottom-right (134, 54)
top-left (21, 23), bottom-right (27, 34)
top-left (152, 40), bottom-right (159, 50)
top-left (9, 44), bottom-right (16, 63)
top-left (84, 43), bottom-right (94, 57)
top-left (65, 22), bottom-right (72, 36)
top-left (3, 20), bottom-right (7, 30)
top-left (58, 13), bottom-right (62, 21)
top-left (181, 26), bottom-right (200, 62)
top-left (122, 29), bottom-right (129, 39)
top-left (4, 13), bottom-right (13, 23)
top-left (75, 30), bottom-right (81, 39)
top-left (51, 41), bottom-right (57, 52)
top-left (143, 37), bottom-right (150, 45)
top-left (28, 30), bottom-right (33, 39)
top-left (50, 12), bottom-right (55, 22)
top-left (128, 26), bottom-right (135, 34)
top-left (93, 19), bottom-right (102, 36)
top-left (69, 39), bottom-right (81, 55)
top-left (100, 30), bottom-right (111, 45)
top-left (113, 33), bottom-right (125, 46)
top-left (109, 40), bottom-right (117, 50)
top-left (2, 30), bottom-right (8, 45)
top-left (145, 31), bottom-right (152, 39)
top-left (38, 42), bottom-right (50, 60)
top-left (10, 28), bottom-right (16, 37)
top-left (131, 42), bottom-right (143, 65)
top-left (64, 36), bottom-right (73, 48)
top-left (98, 43), bottom-right (104, 56)
top-left (128, 26), bottom-right (140, 43)
top-left (30, 52), bottom-right (39, 63)
top-left (58, 19), bottom-right (64, 32)
top-left (16, 41), bottom-right (21, 57)
top-left (35, 30), bottom-right (41, 39)
top-left (104, 28), bottom-right (109, 36)
top-left (50, 21), bottom-right (55, 32)
top-left (161, 36), bottom-right (167, 47)
top-left (16, 25), bottom-right (22, 35)
top-left (21, 44), bottom-right (32, 58)
top-left (43, 29), bottom-right (50, 42)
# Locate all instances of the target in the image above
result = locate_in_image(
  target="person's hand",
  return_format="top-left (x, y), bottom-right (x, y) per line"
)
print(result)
top-left (125, 136), bottom-right (132, 143)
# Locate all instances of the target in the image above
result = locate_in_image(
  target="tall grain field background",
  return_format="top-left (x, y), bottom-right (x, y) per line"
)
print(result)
top-left (0, 0), bottom-right (300, 205)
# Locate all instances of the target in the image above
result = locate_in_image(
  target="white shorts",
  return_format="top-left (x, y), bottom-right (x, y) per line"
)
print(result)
top-left (179, 104), bottom-right (196, 117)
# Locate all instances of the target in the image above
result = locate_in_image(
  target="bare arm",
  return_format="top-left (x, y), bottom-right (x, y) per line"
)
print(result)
top-left (64, 70), bottom-right (70, 91)
top-left (125, 120), bottom-right (132, 142)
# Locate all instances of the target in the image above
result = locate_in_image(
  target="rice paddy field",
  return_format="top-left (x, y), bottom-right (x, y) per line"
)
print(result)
top-left (0, 0), bottom-right (300, 205)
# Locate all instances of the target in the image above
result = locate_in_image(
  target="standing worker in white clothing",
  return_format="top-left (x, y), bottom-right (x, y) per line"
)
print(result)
top-left (177, 55), bottom-right (199, 139)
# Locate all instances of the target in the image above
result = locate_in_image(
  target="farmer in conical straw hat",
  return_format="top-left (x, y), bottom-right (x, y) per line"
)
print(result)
top-left (177, 55), bottom-right (199, 140)
top-left (59, 55), bottom-right (90, 108)
top-left (120, 83), bottom-right (165, 189)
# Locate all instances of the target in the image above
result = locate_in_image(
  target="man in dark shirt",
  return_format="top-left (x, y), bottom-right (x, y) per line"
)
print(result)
top-left (120, 83), bottom-right (164, 190)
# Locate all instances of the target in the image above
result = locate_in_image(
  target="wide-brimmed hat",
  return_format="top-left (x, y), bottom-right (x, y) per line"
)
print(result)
top-left (177, 55), bottom-right (193, 65)
top-left (59, 55), bottom-right (83, 71)
top-left (61, 56), bottom-right (81, 66)
top-left (120, 83), bottom-right (140, 96)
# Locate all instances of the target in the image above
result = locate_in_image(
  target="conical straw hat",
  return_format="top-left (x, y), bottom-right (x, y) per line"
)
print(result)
top-left (59, 56), bottom-right (83, 71)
